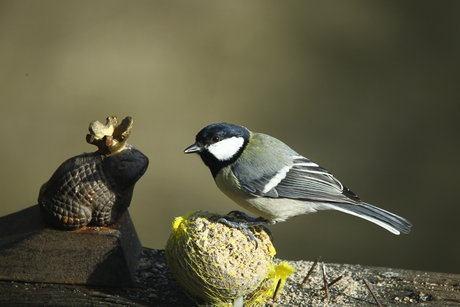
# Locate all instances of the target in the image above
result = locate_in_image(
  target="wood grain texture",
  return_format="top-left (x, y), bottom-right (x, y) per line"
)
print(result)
top-left (0, 248), bottom-right (459, 306)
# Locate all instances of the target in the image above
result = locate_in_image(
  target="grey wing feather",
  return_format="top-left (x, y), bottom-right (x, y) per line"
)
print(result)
top-left (235, 167), bottom-right (281, 198)
top-left (234, 152), bottom-right (361, 204)
top-left (231, 132), bottom-right (359, 203)
top-left (273, 156), bottom-right (362, 204)
top-left (241, 175), bottom-right (280, 198)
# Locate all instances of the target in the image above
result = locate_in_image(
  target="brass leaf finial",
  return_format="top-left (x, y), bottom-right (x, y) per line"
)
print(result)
top-left (86, 116), bottom-right (133, 156)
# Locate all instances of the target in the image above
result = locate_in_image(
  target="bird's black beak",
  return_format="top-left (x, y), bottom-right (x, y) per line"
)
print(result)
top-left (184, 143), bottom-right (201, 154)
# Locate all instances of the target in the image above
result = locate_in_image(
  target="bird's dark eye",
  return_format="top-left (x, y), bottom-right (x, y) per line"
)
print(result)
top-left (211, 135), bottom-right (221, 143)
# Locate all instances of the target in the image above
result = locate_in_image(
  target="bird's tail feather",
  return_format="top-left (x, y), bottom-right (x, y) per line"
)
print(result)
top-left (328, 202), bottom-right (412, 235)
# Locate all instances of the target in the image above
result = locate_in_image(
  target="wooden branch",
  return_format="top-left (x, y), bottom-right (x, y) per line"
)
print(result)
top-left (0, 248), bottom-right (459, 306)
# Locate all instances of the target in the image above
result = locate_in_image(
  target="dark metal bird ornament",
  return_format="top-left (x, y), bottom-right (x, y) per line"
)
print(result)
top-left (38, 116), bottom-right (148, 230)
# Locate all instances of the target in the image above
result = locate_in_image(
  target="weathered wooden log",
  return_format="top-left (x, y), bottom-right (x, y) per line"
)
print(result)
top-left (0, 205), bottom-right (142, 288)
top-left (0, 247), bottom-right (459, 306)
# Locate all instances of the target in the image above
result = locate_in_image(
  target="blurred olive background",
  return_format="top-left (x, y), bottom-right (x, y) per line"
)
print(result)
top-left (1, 1), bottom-right (459, 274)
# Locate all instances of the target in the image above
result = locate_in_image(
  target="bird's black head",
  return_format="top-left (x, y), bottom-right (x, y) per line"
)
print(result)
top-left (184, 123), bottom-right (250, 177)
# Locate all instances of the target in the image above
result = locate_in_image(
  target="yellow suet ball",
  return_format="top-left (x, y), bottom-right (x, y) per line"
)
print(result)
top-left (165, 210), bottom-right (293, 306)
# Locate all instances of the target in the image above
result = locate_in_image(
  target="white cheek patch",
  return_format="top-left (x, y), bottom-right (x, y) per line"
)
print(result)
top-left (207, 137), bottom-right (245, 161)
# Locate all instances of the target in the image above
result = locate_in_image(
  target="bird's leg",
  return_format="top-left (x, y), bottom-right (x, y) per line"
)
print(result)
top-left (216, 216), bottom-right (260, 248)
top-left (227, 210), bottom-right (268, 223)
top-left (214, 210), bottom-right (271, 248)
top-left (227, 210), bottom-right (273, 237)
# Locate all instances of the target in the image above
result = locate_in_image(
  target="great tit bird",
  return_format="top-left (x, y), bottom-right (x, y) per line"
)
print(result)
top-left (184, 123), bottom-right (411, 235)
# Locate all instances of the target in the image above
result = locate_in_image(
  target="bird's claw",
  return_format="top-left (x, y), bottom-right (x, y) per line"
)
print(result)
top-left (227, 211), bottom-right (273, 238)
top-left (214, 211), bottom-right (271, 248)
